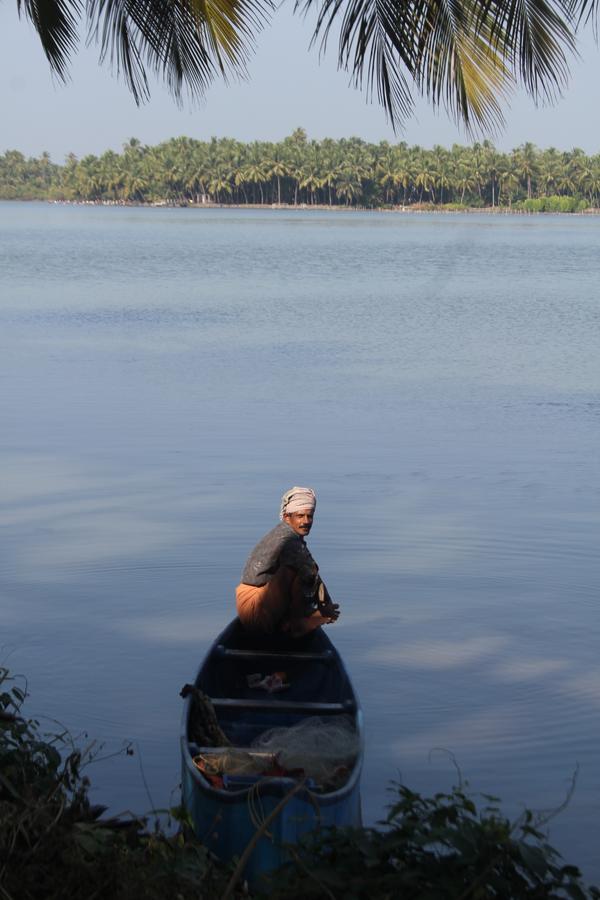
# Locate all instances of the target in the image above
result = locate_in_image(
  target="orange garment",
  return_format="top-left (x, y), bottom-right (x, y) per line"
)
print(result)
top-left (236, 566), bottom-right (326, 637)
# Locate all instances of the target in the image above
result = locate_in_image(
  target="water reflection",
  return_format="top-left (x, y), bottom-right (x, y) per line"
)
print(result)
top-left (365, 635), bottom-right (509, 668)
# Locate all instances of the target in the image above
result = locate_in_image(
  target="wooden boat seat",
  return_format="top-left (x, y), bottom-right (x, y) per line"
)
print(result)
top-left (209, 697), bottom-right (355, 714)
top-left (215, 644), bottom-right (335, 663)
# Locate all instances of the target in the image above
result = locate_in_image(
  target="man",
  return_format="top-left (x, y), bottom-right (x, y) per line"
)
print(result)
top-left (235, 486), bottom-right (340, 637)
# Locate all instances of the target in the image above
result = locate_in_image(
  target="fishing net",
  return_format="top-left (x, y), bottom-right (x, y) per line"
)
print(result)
top-left (250, 715), bottom-right (359, 785)
top-left (192, 716), bottom-right (359, 790)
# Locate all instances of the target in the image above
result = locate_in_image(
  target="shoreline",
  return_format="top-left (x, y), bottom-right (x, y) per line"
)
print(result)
top-left (44, 199), bottom-right (600, 215)
top-left (3, 198), bottom-right (599, 215)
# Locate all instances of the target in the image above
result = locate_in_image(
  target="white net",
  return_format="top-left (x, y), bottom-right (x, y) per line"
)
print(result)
top-left (250, 715), bottom-right (359, 785)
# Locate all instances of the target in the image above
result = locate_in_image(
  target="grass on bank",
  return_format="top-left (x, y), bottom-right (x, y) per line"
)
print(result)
top-left (1, 666), bottom-right (598, 899)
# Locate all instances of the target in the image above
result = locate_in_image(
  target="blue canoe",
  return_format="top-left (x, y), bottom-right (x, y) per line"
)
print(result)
top-left (180, 618), bottom-right (363, 884)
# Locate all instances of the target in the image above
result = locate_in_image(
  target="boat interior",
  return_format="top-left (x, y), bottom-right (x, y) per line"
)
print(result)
top-left (193, 619), bottom-right (357, 747)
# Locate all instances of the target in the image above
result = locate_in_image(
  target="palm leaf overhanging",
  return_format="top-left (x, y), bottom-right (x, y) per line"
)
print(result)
top-left (298, 0), bottom-right (578, 130)
top-left (86, 0), bottom-right (272, 102)
top-left (17, 0), bottom-right (81, 80)
top-left (16, 0), bottom-right (597, 130)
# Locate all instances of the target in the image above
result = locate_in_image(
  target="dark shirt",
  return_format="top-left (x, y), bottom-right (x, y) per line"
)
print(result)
top-left (240, 521), bottom-right (319, 600)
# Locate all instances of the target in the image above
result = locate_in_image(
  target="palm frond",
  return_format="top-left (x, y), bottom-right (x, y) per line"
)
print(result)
top-left (413, 0), bottom-right (511, 132)
top-left (478, 0), bottom-right (576, 99)
top-left (296, 0), bottom-right (418, 129)
top-left (88, 0), bottom-right (150, 101)
top-left (18, 0), bottom-right (591, 130)
top-left (298, 0), bottom-right (578, 131)
top-left (297, 0), bottom-right (511, 130)
top-left (346, 0), bottom-right (417, 129)
top-left (573, 0), bottom-right (599, 30)
top-left (17, 0), bottom-right (81, 80)
top-left (86, 0), bottom-right (273, 103)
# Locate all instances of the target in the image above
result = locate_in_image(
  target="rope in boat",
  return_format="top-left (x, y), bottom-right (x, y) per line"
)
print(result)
top-left (221, 779), bottom-right (308, 900)
top-left (246, 776), bottom-right (322, 838)
top-left (247, 780), bottom-right (269, 834)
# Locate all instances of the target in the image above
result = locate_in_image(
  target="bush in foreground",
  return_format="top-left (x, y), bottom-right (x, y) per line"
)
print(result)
top-left (2, 667), bottom-right (598, 899)
top-left (0, 668), bottom-right (232, 899)
top-left (264, 784), bottom-right (599, 899)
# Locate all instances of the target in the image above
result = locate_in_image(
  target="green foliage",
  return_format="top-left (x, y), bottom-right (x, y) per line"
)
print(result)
top-left (440, 202), bottom-right (473, 211)
top-left (0, 667), bottom-right (233, 900)
top-left (263, 783), bottom-right (600, 899)
top-left (518, 196), bottom-right (589, 213)
top-left (2, 667), bottom-right (598, 899)
top-left (2, 137), bottom-right (600, 210)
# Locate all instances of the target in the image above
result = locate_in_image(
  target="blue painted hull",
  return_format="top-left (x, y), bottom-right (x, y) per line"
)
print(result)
top-left (181, 618), bottom-right (363, 886)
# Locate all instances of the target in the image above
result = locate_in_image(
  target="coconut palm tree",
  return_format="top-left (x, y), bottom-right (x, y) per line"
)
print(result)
top-left (414, 151), bottom-right (437, 202)
top-left (566, 147), bottom-right (590, 197)
top-left (185, 144), bottom-right (210, 203)
top-left (377, 146), bottom-right (401, 204)
top-left (513, 142), bottom-right (539, 199)
top-left (538, 147), bottom-right (563, 196)
top-left (121, 167), bottom-right (150, 202)
top-left (497, 156), bottom-right (520, 206)
top-left (335, 171), bottom-right (361, 206)
top-left (264, 149), bottom-right (289, 205)
top-left (319, 146), bottom-right (341, 206)
top-left (241, 143), bottom-right (269, 203)
top-left (583, 156), bottom-right (600, 206)
top-left (298, 165), bottom-right (322, 205)
top-left (208, 166), bottom-right (233, 203)
top-left (392, 151), bottom-right (415, 205)
top-left (74, 155), bottom-right (103, 199)
top-left (97, 149), bottom-right (123, 200)
top-left (435, 159), bottom-right (454, 205)
top-left (455, 162), bottom-right (477, 205)
top-left (36, 151), bottom-right (54, 191)
top-left (16, 0), bottom-right (593, 135)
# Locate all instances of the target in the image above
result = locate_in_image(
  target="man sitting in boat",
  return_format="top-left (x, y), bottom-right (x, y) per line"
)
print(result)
top-left (235, 486), bottom-right (340, 637)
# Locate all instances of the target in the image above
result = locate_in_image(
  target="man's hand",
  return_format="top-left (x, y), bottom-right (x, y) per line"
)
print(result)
top-left (320, 601), bottom-right (340, 623)
top-left (316, 580), bottom-right (340, 622)
top-left (292, 605), bottom-right (340, 637)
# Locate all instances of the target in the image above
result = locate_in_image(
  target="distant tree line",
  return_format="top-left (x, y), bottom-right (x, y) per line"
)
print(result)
top-left (2, 130), bottom-right (599, 210)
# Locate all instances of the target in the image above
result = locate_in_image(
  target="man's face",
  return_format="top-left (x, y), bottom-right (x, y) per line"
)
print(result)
top-left (284, 509), bottom-right (314, 537)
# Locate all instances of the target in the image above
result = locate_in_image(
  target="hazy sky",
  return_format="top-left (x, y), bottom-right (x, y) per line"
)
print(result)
top-left (1, 0), bottom-right (599, 160)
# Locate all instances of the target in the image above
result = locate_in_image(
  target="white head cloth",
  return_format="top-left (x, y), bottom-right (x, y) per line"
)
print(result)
top-left (280, 486), bottom-right (317, 520)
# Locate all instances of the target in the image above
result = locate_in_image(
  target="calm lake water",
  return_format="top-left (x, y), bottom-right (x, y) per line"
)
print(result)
top-left (1, 201), bottom-right (599, 879)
